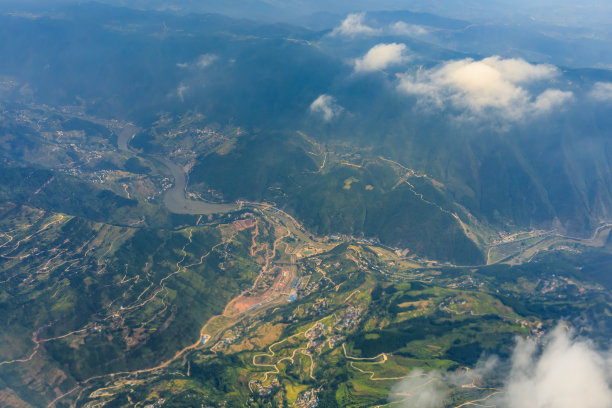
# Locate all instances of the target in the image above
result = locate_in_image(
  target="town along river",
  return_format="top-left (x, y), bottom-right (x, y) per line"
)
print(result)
top-left (117, 125), bottom-right (238, 215)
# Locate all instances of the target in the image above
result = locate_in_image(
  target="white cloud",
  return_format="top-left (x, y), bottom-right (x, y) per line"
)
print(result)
top-left (332, 16), bottom-right (429, 39)
top-left (195, 54), bottom-right (218, 69)
top-left (332, 13), bottom-right (380, 37)
top-left (390, 21), bottom-right (428, 36)
top-left (389, 371), bottom-right (446, 408)
top-left (176, 83), bottom-right (188, 102)
top-left (309, 94), bottom-right (343, 121)
top-left (389, 357), bottom-right (498, 408)
top-left (388, 325), bottom-right (612, 408)
top-left (354, 43), bottom-right (409, 73)
top-left (177, 53), bottom-right (218, 69)
top-left (533, 89), bottom-right (573, 112)
top-left (398, 56), bottom-right (571, 119)
top-left (590, 82), bottom-right (612, 101)
top-left (502, 325), bottom-right (612, 408)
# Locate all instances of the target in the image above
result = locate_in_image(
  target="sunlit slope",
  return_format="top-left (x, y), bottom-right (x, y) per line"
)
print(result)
top-left (0, 202), bottom-right (262, 406)
top-left (191, 131), bottom-right (484, 264)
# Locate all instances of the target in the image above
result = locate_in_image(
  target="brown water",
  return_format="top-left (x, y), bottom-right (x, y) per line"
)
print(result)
top-left (117, 125), bottom-right (237, 215)
top-left (161, 159), bottom-right (238, 215)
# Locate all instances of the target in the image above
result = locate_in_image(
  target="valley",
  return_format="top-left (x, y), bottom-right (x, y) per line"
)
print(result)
top-left (1, 104), bottom-right (611, 407)
top-left (1, 3), bottom-right (612, 406)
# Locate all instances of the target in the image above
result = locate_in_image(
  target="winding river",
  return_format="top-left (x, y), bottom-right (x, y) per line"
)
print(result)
top-left (117, 126), bottom-right (238, 215)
